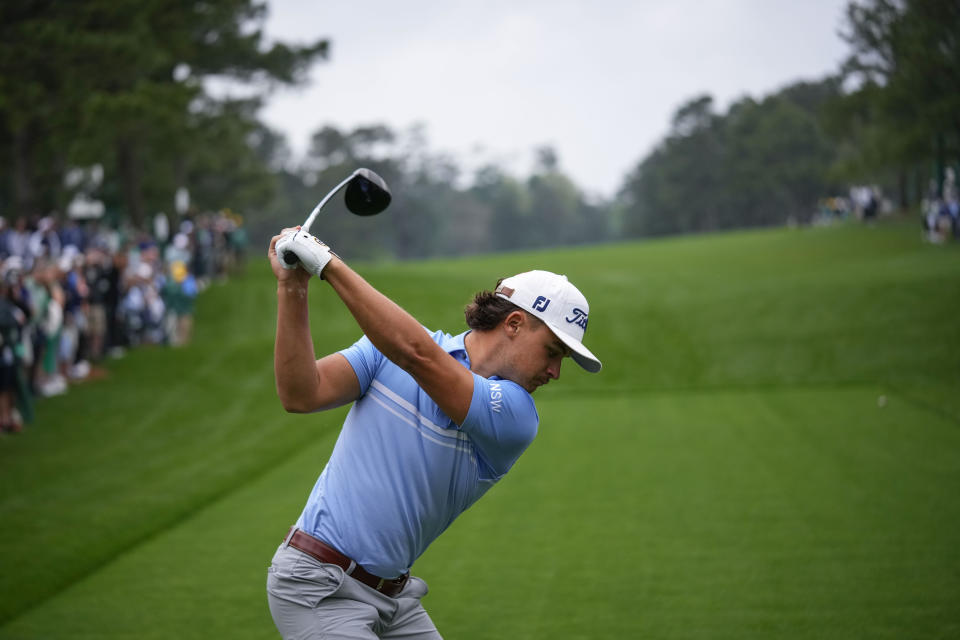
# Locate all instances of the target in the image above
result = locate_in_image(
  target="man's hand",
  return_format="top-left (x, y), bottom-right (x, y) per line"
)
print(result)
top-left (268, 228), bottom-right (309, 285)
top-left (276, 229), bottom-right (335, 278)
top-left (268, 227), bottom-right (335, 284)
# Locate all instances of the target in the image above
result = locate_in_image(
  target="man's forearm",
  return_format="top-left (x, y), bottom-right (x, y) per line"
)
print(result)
top-left (274, 280), bottom-right (321, 411)
top-left (321, 258), bottom-right (434, 373)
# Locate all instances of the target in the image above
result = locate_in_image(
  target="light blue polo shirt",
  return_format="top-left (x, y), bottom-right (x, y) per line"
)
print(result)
top-left (295, 329), bottom-right (539, 578)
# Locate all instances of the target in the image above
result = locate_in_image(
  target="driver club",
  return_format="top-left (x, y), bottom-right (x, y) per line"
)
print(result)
top-left (282, 168), bottom-right (392, 265)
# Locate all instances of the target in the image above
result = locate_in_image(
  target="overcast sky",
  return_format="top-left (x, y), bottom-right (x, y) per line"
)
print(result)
top-left (259, 0), bottom-right (851, 198)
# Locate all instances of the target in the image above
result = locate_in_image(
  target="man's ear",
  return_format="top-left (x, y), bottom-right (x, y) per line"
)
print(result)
top-left (504, 310), bottom-right (525, 336)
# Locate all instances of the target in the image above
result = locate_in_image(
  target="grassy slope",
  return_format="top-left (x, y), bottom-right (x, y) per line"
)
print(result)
top-left (0, 220), bottom-right (957, 637)
top-left (4, 388), bottom-right (958, 639)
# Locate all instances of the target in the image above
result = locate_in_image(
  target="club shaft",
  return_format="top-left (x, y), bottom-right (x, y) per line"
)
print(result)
top-left (300, 172), bottom-right (358, 234)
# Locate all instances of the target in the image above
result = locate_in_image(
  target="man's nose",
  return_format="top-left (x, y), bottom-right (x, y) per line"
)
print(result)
top-left (547, 358), bottom-right (562, 380)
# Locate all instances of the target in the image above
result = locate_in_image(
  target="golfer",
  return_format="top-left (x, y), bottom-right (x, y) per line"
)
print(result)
top-left (266, 227), bottom-right (601, 639)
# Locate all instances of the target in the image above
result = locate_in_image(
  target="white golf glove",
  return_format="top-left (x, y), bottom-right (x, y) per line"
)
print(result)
top-left (276, 229), bottom-right (335, 278)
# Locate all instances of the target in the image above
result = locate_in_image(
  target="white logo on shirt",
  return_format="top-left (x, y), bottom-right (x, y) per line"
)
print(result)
top-left (490, 382), bottom-right (503, 413)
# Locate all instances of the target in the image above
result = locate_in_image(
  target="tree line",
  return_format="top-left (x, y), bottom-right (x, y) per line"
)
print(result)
top-left (250, 126), bottom-right (614, 260)
top-left (0, 0), bottom-right (326, 227)
top-left (1, 0), bottom-right (956, 259)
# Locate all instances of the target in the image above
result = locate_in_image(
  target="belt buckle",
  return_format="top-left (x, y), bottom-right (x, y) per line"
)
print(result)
top-left (376, 578), bottom-right (386, 591)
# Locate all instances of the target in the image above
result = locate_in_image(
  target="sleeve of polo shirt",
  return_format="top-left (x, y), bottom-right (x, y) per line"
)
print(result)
top-left (337, 335), bottom-right (384, 395)
top-left (460, 375), bottom-right (539, 477)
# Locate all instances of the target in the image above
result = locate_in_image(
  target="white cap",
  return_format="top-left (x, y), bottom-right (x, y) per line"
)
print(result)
top-left (495, 270), bottom-right (601, 373)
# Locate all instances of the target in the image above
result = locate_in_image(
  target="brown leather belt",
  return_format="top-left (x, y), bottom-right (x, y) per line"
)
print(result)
top-left (286, 528), bottom-right (409, 598)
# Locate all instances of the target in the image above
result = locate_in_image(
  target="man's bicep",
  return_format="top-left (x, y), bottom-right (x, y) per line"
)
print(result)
top-left (311, 353), bottom-right (362, 411)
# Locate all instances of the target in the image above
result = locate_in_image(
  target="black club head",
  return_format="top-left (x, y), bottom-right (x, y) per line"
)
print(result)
top-left (344, 168), bottom-right (391, 216)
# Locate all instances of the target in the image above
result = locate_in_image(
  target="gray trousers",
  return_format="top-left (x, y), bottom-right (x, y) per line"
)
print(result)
top-left (267, 538), bottom-right (442, 639)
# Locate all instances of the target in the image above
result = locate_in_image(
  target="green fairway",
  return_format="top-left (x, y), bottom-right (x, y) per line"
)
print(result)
top-left (1, 220), bottom-right (958, 638)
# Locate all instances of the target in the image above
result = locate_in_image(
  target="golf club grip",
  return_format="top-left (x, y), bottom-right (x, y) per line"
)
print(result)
top-left (282, 250), bottom-right (299, 265)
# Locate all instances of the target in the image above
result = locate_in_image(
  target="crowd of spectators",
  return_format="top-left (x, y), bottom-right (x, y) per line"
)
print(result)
top-left (922, 168), bottom-right (960, 243)
top-left (816, 173), bottom-right (960, 241)
top-left (0, 210), bottom-right (247, 434)
top-left (814, 186), bottom-right (883, 226)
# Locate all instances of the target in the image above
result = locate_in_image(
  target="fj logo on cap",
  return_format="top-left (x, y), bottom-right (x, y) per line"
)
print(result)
top-left (532, 296), bottom-right (551, 312)
top-left (566, 308), bottom-right (588, 330)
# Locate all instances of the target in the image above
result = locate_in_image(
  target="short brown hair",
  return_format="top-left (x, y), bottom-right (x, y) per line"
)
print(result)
top-left (464, 279), bottom-right (543, 331)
